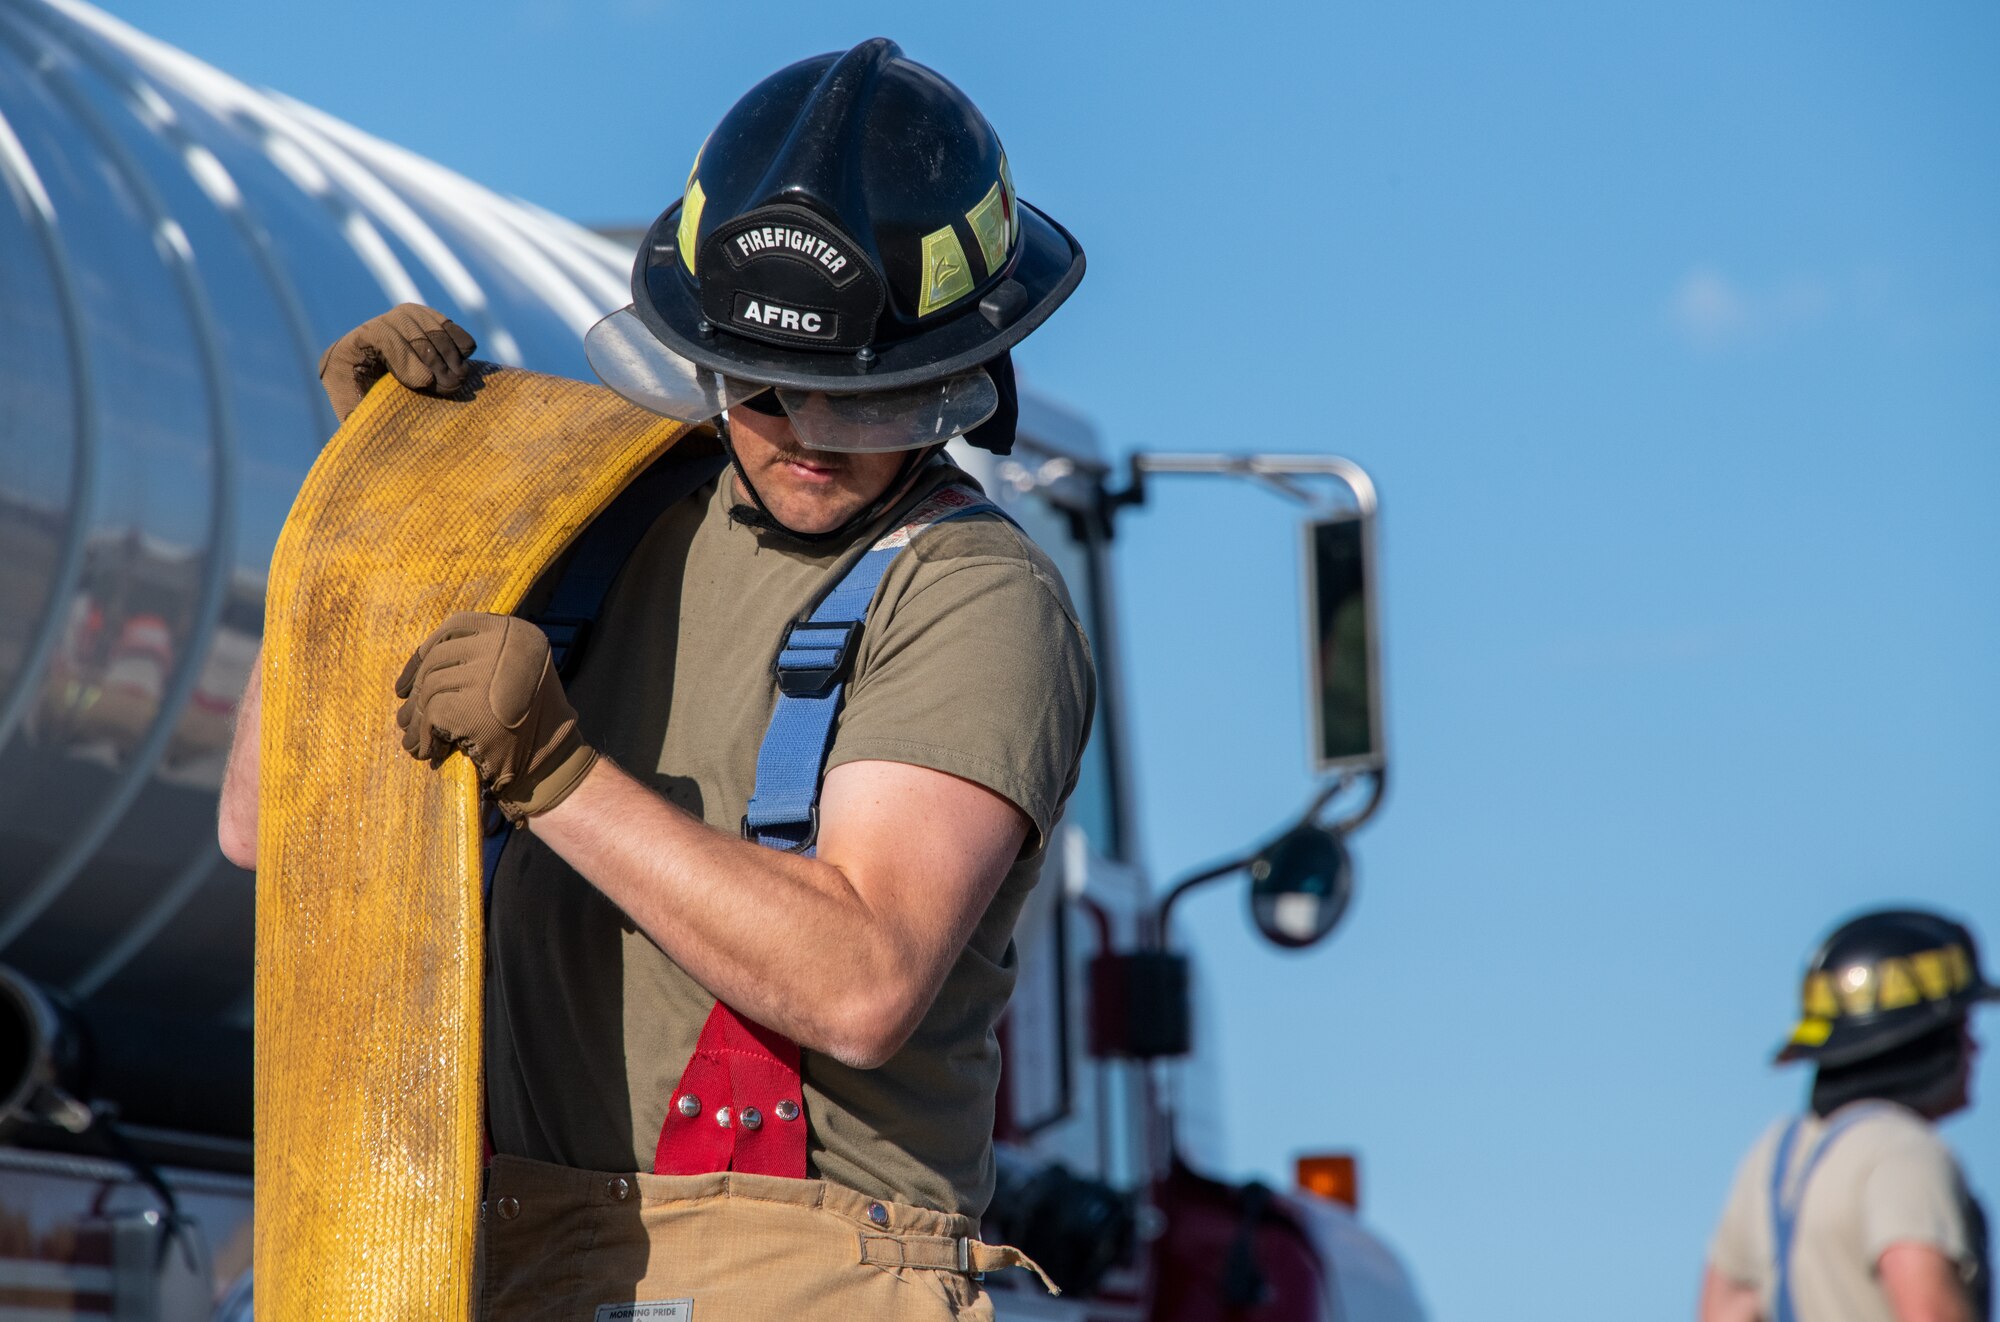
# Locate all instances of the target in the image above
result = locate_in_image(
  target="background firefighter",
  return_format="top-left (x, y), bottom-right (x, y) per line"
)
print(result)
top-left (1699, 909), bottom-right (1995, 1322)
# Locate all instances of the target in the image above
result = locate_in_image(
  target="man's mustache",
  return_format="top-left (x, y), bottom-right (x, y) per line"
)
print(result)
top-left (770, 446), bottom-right (848, 470)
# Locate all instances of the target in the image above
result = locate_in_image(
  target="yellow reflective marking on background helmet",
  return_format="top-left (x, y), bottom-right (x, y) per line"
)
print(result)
top-left (1877, 957), bottom-right (1921, 1011)
top-left (1913, 948), bottom-right (1953, 1000)
top-left (1803, 972), bottom-right (1839, 1018)
top-left (679, 179), bottom-right (707, 276)
top-left (1836, 962), bottom-right (1877, 1016)
top-left (1789, 1017), bottom-right (1834, 1047)
top-left (917, 224), bottom-right (975, 317)
top-left (1945, 943), bottom-right (1973, 992)
top-left (966, 182), bottom-right (1009, 278)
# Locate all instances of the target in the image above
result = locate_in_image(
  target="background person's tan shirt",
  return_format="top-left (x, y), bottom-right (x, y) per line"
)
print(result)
top-left (1708, 1103), bottom-right (1985, 1321)
top-left (485, 460), bottom-right (1096, 1217)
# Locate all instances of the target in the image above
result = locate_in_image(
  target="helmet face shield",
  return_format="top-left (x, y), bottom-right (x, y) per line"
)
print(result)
top-left (772, 371), bottom-right (997, 453)
top-left (585, 307), bottom-right (763, 423)
top-left (589, 307), bottom-right (998, 453)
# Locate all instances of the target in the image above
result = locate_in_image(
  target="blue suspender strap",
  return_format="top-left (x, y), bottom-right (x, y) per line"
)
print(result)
top-left (1768, 1106), bottom-right (1884, 1322)
top-left (479, 449), bottom-right (729, 896)
top-left (537, 451), bottom-right (730, 681)
top-left (743, 484), bottom-right (1004, 856)
top-left (1768, 1117), bottom-right (1807, 1322)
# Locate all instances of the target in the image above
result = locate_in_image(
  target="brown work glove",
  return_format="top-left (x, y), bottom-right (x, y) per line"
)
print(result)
top-left (318, 303), bottom-right (476, 422)
top-left (393, 611), bottom-right (597, 822)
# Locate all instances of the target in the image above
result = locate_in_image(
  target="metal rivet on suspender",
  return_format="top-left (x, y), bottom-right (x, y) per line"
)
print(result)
top-left (676, 1094), bottom-right (702, 1118)
top-left (867, 1202), bottom-right (889, 1226)
top-left (607, 1178), bottom-right (631, 1201)
top-left (715, 1106), bottom-right (732, 1128)
top-left (775, 1099), bottom-right (799, 1122)
top-left (739, 1107), bottom-right (763, 1131)
top-left (496, 1197), bottom-right (521, 1221)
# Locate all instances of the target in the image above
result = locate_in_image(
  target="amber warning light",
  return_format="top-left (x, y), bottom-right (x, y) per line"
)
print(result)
top-left (1296, 1153), bottom-right (1360, 1211)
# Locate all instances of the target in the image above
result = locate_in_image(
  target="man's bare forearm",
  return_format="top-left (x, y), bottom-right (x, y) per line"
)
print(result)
top-left (1880, 1244), bottom-right (1976, 1322)
top-left (526, 758), bottom-right (1001, 1068)
top-left (1697, 1266), bottom-right (1759, 1322)
top-left (217, 647), bottom-right (262, 869)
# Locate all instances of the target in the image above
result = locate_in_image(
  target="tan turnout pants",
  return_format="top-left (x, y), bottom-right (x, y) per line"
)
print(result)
top-left (477, 1155), bottom-right (1053, 1321)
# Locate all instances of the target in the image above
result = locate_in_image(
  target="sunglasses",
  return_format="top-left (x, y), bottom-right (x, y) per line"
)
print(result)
top-left (733, 389), bottom-right (787, 418)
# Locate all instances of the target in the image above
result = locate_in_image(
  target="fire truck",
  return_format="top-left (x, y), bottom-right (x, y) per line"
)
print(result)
top-left (0, 1), bottom-right (1425, 1316)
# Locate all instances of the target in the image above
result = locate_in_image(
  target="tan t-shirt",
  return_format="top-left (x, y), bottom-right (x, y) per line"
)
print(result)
top-left (1708, 1104), bottom-right (1988, 1322)
top-left (484, 455), bottom-right (1096, 1217)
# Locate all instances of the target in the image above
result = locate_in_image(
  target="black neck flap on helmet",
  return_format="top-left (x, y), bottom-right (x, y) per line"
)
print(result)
top-left (1776, 907), bottom-right (2000, 1068)
top-left (1808, 1022), bottom-right (1968, 1119)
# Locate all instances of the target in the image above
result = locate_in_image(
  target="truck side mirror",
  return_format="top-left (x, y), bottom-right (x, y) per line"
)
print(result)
top-left (1304, 513), bottom-right (1383, 773)
top-left (1248, 825), bottom-right (1353, 949)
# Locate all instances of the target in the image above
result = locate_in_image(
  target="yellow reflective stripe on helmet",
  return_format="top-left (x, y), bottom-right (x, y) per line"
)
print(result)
top-left (1877, 957), bottom-right (1921, 1011)
top-left (1945, 943), bottom-right (1974, 992)
top-left (1836, 963), bottom-right (1877, 1016)
top-left (966, 181), bottom-right (1008, 278)
top-left (1913, 948), bottom-right (1953, 999)
top-left (1810, 943), bottom-right (1978, 1026)
top-left (917, 224), bottom-right (975, 316)
top-left (679, 178), bottom-right (707, 276)
top-left (1789, 1018), bottom-right (1834, 1047)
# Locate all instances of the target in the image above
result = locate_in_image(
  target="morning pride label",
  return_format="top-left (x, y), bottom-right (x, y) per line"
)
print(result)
top-left (594, 1301), bottom-right (693, 1322)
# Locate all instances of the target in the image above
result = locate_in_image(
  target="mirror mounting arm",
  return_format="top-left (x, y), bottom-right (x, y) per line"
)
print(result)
top-left (1148, 771), bottom-right (1379, 950)
top-left (1149, 851), bottom-right (1258, 951)
top-left (1331, 766), bottom-right (1387, 836)
top-left (1102, 452), bottom-right (1379, 529)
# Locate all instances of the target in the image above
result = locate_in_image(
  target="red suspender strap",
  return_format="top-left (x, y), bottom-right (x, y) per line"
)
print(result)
top-left (653, 1001), bottom-right (807, 1178)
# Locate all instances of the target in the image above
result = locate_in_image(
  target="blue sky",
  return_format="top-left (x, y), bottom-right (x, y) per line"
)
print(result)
top-left (106, 2), bottom-right (2000, 1317)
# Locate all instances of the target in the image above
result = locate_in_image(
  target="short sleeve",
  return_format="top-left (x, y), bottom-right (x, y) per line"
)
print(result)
top-left (1708, 1131), bottom-right (1775, 1288)
top-left (826, 537), bottom-right (1095, 852)
top-left (1860, 1129), bottom-right (1974, 1270)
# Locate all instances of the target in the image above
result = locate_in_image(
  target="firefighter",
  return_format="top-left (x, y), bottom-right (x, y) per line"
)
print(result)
top-left (1700, 908), bottom-right (1994, 1322)
top-left (221, 38), bottom-right (1093, 1317)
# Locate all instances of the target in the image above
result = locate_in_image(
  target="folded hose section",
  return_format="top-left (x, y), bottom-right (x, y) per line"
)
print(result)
top-left (257, 365), bottom-right (692, 1318)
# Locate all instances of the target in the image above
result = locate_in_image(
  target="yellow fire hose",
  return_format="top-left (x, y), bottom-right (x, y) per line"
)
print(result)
top-left (257, 366), bottom-right (693, 1318)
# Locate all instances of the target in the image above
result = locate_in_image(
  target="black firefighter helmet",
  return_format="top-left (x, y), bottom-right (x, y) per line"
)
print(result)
top-left (586, 38), bottom-right (1084, 456)
top-left (1776, 907), bottom-right (1999, 1068)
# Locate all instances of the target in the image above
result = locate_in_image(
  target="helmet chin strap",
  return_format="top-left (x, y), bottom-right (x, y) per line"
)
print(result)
top-left (719, 412), bottom-right (942, 546)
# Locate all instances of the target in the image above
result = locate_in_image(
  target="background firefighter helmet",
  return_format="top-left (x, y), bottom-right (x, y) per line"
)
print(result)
top-left (586, 37), bottom-right (1084, 454)
top-left (1777, 908), bottom-right (2000, 1067)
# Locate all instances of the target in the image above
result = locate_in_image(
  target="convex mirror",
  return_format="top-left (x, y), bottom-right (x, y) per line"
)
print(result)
top-left (1248, 825), bottom-right (1353, 949)
top-left (1304, 513), bottom-right (1383, 773)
